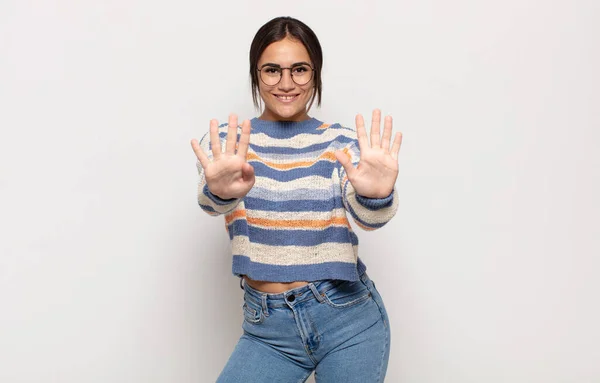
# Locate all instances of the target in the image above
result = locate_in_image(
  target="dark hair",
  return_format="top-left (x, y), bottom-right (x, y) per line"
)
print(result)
top-left (249, 17), bottom-right (323, 110)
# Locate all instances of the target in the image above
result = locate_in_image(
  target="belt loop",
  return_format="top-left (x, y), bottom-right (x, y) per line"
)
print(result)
top-left (261, 294), bottom-right (269, 317)
top-left (308, 283), bottom-right (325, 303)
top-left (360, 272), bottom-right (368, 284)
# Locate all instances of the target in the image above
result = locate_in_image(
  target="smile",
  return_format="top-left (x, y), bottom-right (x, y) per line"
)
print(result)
top-left (274, 94), bottom-right (300, 103)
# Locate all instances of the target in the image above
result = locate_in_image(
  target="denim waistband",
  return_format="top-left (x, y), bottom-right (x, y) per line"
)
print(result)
top-left (241, 272), bottom-right (371, 309)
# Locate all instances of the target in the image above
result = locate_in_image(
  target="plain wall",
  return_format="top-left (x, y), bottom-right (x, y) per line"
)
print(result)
top-left (1, 0), bottom-right (599, 382)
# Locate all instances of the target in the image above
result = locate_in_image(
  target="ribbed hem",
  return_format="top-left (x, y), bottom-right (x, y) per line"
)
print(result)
top-left (232, 255), bottom-right (368, 282)
top-left (203, 184), bottom-right (238, 205)
top-left (355, 189), bottom-right (395, 210)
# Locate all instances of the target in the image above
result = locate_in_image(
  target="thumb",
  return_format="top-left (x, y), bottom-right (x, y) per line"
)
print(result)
top-left (335, 149), bottom-right (355, 178)
top-left (241, 163), bottom-right (255, 182)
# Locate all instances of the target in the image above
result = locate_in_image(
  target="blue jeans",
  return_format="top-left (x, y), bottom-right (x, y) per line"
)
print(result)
top-left (217, 273), bottom-right (391, 382)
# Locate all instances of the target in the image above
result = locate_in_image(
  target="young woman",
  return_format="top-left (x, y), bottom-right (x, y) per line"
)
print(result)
top-left (191, 16), bottom-right (402, 383)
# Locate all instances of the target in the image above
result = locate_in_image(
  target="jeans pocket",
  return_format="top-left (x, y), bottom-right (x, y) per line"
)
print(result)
top-left (242, 298), bottom-right (264, 324)
top-left (322, 279), bottom-right (372, 308)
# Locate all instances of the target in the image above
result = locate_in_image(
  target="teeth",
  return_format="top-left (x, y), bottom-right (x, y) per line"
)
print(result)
top-left (276, 95), bottom-right (296, 100)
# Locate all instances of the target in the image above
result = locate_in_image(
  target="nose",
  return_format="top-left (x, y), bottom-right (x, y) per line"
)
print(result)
top-left (278, 68), bottom-right (295, 91)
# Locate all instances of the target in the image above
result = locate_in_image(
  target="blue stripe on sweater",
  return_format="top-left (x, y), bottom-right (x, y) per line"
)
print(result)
top-left (243, 196), bottom-right (344, 212)
top-left (198, 203), bottom-right (217, 213)
top-left (250, 161), bottom-right (335, 181)
top-left (248, 136), bottom-right (354, 155)
top-left (208, 134), bottom-right (353, 155)
top-left (246, 186), bottom-right (338, 201)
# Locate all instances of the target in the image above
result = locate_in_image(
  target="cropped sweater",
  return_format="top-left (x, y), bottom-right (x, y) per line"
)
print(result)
top-left (196, 117), bottom-right (399, 282)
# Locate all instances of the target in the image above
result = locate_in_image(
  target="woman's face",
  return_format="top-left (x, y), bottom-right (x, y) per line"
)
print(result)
top-left (257, 37), bottom-right (315, 122)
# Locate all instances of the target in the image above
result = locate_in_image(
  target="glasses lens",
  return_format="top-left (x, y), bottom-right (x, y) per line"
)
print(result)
top-left (291, 65), bottom-right (313, 85)
top-left (260, 66), bottom-right (281, 86)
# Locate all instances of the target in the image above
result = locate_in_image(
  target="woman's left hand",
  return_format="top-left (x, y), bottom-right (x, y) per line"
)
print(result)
top-left (335, 109), bottom-right (403, 199)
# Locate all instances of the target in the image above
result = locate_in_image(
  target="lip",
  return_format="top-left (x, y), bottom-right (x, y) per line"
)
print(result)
top-left (273, 93), bottom-right (300, 103)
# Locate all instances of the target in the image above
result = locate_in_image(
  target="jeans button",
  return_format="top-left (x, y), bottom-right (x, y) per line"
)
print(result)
top-left (287, 294), bottom-right (295, 302)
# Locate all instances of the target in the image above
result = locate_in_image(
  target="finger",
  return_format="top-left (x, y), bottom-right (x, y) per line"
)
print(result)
top-left (381, 115), bottom-right (393, 152)
top-left (355, 114), bottom-right (368, 150)
top-left (390, 132), bottom-right (403, 160)
top-left (335, 149), bottom-right (356, 179)
top-left (209, 119), bottom-right (222, 160)
top-left (191, 139), bottom-right (210, 169)
top-left (237, 119), bottom-right (251, 159)
top-left (370, 109), bottom-right (381, 147)
top-left (225, 114), bottom-right (238, 154)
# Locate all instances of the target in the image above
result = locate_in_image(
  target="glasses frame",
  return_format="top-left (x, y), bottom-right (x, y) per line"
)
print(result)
top-left (257, 63), bottom-right (315, 86)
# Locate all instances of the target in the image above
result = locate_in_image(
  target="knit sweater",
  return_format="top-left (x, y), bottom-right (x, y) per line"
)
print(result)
top-left (196, 117), bottom-right (399, 282)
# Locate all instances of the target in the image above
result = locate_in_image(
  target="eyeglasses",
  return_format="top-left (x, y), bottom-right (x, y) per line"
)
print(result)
top-left (257, 63), bottom-right (314, 86)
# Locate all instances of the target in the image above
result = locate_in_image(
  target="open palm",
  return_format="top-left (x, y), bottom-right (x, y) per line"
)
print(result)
top-left (335, 109), bottom-right (403, 199)
top-left (191, 114), bottom-right (255, 200)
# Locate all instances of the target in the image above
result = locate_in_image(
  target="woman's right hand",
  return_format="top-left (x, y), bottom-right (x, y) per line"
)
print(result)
top-left (191, 114), bottom-right (255, 200)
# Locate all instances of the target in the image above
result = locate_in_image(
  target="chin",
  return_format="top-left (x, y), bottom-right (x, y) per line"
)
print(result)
top-left (277, 108), bottom-right (306, 121)
top-left (261, 103), bottom-right (307, 121)
top-left (259, 91), bottom-right (313, 121)
top-left (274, 101), bottom-right (311, 121)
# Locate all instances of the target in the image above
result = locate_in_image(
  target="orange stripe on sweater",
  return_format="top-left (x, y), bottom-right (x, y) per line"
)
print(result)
top-left (247, 216), bottom-right (350, 229)
top-left (225, 209), bottom-right (247, 224)
top-left (246, 151), bottom-right (337, 170)
top-left (226, 210), bottom-right (349, 229)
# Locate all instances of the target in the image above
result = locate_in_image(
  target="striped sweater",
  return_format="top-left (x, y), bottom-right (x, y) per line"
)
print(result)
top-left (196, 117), bottom-right (399, 282)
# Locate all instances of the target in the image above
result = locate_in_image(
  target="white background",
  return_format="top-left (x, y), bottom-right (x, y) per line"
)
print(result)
top-left (1, 0), bottom-right (599, 382)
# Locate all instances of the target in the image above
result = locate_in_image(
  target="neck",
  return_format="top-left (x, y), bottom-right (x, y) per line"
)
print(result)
top-left (250, 116), bottom-right (322, 136)
top-left (259, 109), bottom-right (310, 122)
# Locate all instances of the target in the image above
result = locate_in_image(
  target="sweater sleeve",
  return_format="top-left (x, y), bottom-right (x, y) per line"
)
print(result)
top-left (338, 138), bottom-right (399, 231)
top-left (196, 128), bottom-right (242, 216)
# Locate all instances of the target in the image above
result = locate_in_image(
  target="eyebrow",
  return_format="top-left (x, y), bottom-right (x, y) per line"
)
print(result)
top-left (259, 61), bottom-right (312, 68)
